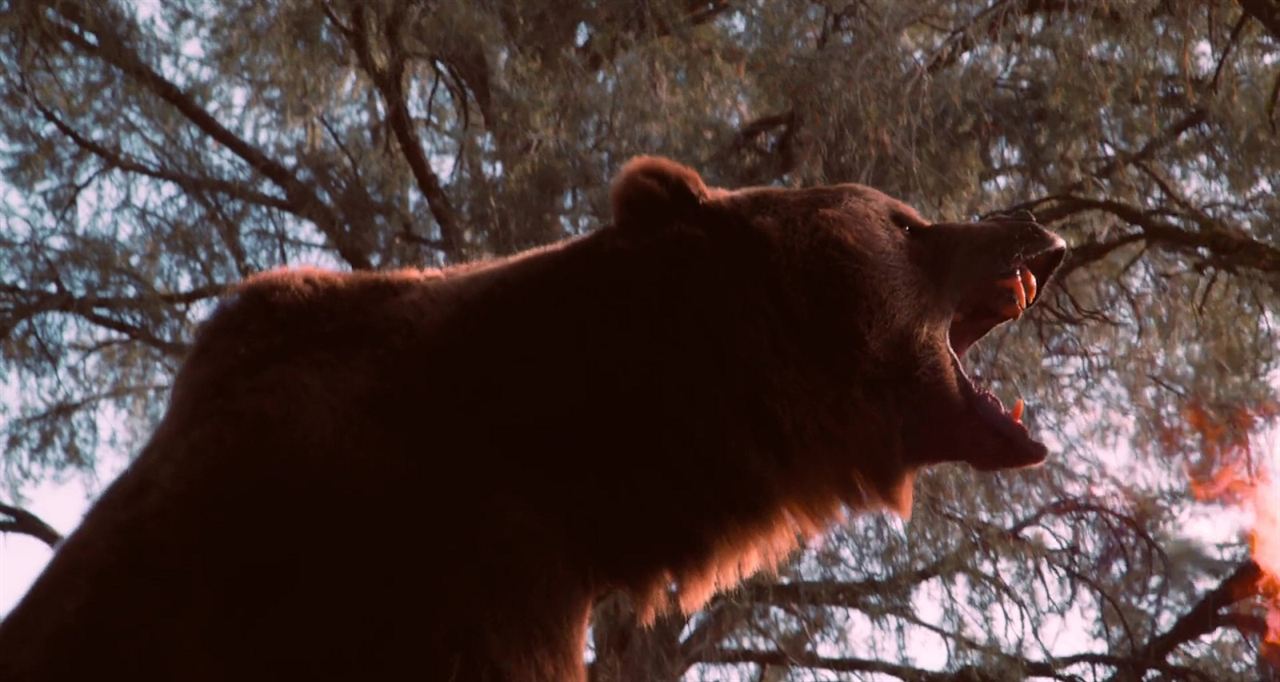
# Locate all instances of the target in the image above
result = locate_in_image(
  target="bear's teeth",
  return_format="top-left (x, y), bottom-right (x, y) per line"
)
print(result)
top-left (1011, 398), bottom-right (1025, 423)
top-left (1012, 269), bottom-right (1027, 310)
top-left (995, 273), bottom-right (1026, 319)
top-left (1022, 268), bottom-right (1038, 304)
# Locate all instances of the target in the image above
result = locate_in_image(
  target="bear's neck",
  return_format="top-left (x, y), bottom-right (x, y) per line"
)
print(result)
top-left (435, 222), bottom-right (916, 616)
top-left (437, 222), bottom-right (912, 616)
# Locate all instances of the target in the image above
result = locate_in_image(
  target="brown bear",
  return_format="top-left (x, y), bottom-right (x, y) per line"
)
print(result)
top-left (0, 157), bottom-right (1065, 681)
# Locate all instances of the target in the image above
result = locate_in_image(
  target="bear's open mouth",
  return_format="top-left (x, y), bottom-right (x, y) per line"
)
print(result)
top-left (946, 245), bottom-right (1065, 468)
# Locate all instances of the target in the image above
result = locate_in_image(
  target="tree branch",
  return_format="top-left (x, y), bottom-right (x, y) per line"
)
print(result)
top-left (1051, 233), bottom-right (1147, 282)
top-left (30, 0), bottom-right (372, 270)
top-left (926, 0), bottom-right (1128, 74)
top-left (1090, 108), bottom-right (1208, 183)
top-left (26, 92), bottom-right (295, 215)
top-left (1012, 195), bottom-right (1280, 278)
top-left (1210, 14), bottom-right (1249, 91)
top-left (340, 4), bottom-right (463, 258)
top-left (1104, 560), bottom-right (1265, 682)
top-left (0, 502), bottom-right (63, 548)
top-left (577, 1), bottom-right (734, 71)
top-left (698, 648), bottom-right (1005, 681)
top-left (677, 599), bottom-right (751, 666)
top-left (1, 283), bottom-right (220, 358)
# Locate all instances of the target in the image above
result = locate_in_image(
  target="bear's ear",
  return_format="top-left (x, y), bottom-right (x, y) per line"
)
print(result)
top-left (610, 156), bottom-right (709, 228)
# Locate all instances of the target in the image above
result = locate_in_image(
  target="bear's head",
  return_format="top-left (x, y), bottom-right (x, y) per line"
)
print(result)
top-left (611, 157), bottom-right (1067, 490)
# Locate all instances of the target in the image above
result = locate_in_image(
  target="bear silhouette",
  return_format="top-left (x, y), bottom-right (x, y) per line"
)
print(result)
top-left (0, 157), bottom-right (1065, 681)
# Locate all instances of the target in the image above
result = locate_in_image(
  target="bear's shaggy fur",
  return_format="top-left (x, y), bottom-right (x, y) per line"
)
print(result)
top-left (0, 157), bottom-right (1065, 681)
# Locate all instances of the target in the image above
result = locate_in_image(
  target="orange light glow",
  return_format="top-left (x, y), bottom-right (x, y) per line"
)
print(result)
top-left (1253, 471), bottom-right (1280, 657)
top-left (1188, 458), bottom-right (1254, 504)
top-left (1189, 445), bottom-right (1280, 659)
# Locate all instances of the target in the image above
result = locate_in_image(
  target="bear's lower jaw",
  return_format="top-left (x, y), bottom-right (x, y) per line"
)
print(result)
top-left (947, 347), bottom-right (1050, 471)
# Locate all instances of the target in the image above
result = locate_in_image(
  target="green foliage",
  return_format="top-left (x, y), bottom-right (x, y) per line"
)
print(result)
top-left (2, 0), bottom-right (1279, 679)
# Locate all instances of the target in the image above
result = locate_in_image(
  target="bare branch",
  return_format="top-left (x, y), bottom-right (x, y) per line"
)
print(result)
top-left (925, 0), bottom-right (1128, 75)
top-left (577, 1), bottom-right (734, 71)
top-left (1, 283), bottom-right (224, 357)
top-left (1089, 108), bottom-right (1208, 183)
top-left (0, 502), bottom-right (63, 548)
top-left (30, 0), bottom-right (373, 270)
top-left (1007, 195), bottom-right (1280, 278)
top-left (698, 647), bottom-right (1000, 681)
top-left (1103, 560), bottom-right (1265, 682)
top-left (340, 4), bottom-right (463, 258)
top-left (1210, 14), bottom-right (1249, 91)
top-left (26, 92), bottom-right (295, 215)
top-left (1051, 233), bottom-right (1147, 281)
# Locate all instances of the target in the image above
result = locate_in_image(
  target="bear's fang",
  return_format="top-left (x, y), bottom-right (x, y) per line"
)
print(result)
top-left (994, 266), bottom-right (1036, 320)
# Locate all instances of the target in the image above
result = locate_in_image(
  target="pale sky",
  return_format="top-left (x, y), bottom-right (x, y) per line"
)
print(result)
top-left (0, 460), bottom-right (125, 614)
